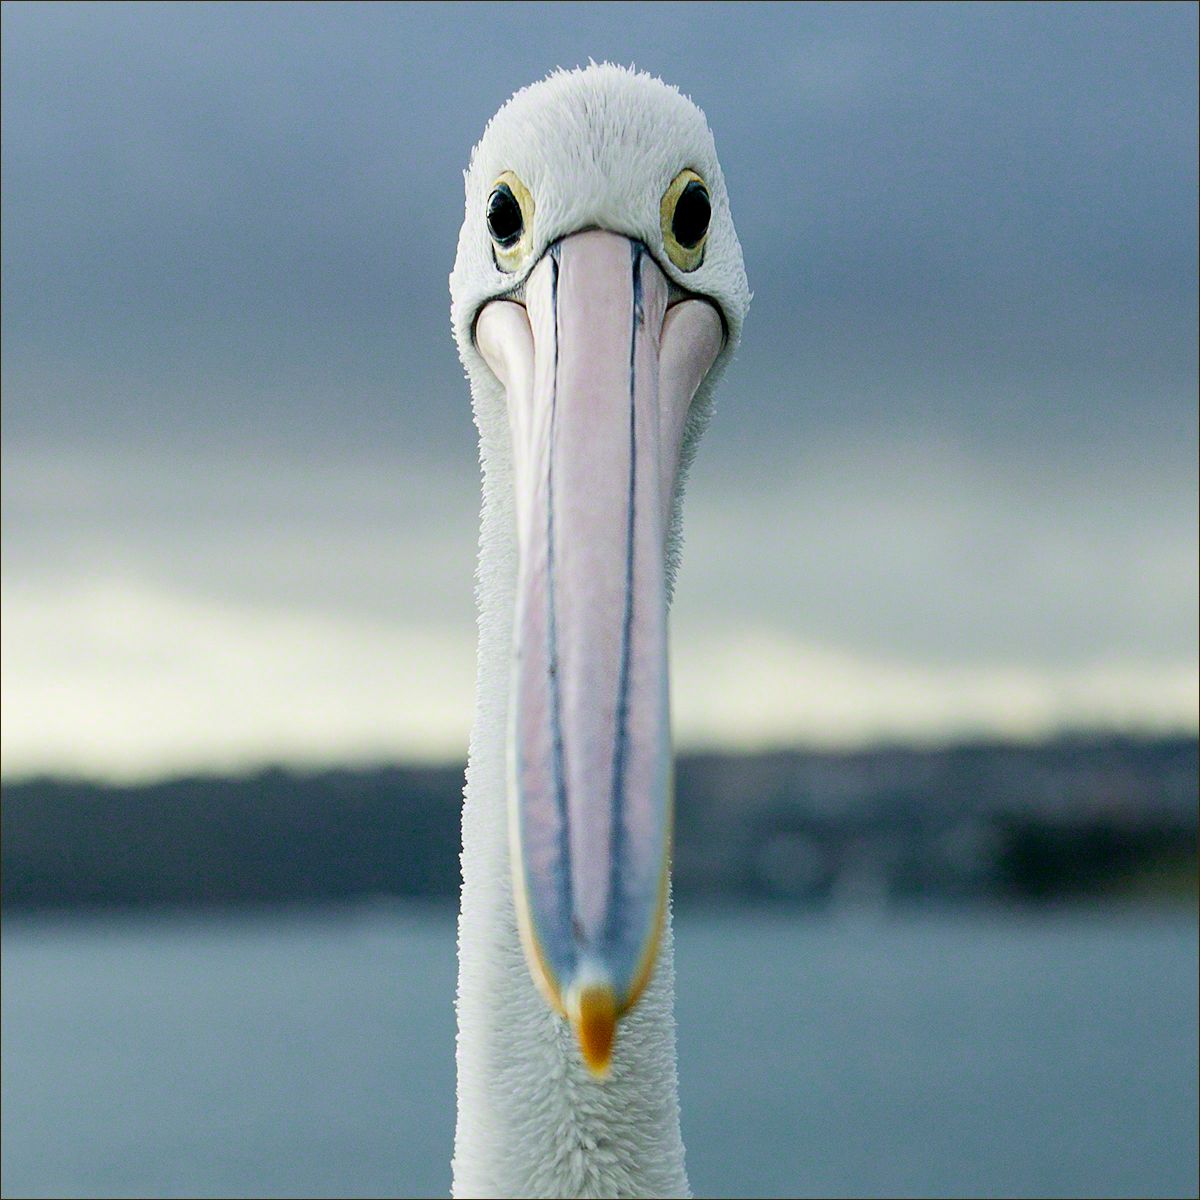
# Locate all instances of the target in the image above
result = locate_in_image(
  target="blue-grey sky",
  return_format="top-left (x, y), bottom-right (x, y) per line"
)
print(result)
top-left (2, 2), bottom-right (1197, 778)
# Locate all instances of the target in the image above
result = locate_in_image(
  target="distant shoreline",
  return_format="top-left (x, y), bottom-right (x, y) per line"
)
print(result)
top-left (4, 734), bottom-right (1195, 912)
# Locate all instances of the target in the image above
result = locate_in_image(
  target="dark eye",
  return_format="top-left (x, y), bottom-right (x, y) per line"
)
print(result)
top-left (671, 181), bottom-right (710, 249)
top-left (487, 184), bottom-right (523, 247)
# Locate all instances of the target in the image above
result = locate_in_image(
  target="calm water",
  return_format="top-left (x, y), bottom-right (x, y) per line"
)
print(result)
top-left (2, 904), bottom-right (1196, 1199)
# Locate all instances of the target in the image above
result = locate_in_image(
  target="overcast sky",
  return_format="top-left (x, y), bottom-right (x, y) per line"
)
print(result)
top-left (2, 1), bottom-right (1197, 779)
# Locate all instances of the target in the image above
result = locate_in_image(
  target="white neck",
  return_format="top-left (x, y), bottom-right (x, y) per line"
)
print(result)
top-left (451, 392), bottom-right (689, 1199)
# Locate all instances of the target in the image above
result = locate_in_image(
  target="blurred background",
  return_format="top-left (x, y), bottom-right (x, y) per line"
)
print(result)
top-left (1, 2), bottom-right (1196, 1198)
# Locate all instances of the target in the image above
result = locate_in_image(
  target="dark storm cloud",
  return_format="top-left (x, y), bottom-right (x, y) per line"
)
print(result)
top-left (3, 1), bottom-right (1196, 465)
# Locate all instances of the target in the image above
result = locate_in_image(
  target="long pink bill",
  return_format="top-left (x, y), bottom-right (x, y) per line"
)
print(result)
top-left (475, 230), bottom-right (722, 1074)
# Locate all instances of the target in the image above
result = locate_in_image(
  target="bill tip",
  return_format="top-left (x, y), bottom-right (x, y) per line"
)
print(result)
top-left (568, 980), bottom-right (618, 1078)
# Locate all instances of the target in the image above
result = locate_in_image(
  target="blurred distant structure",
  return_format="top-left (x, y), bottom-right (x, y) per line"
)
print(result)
top-left (673, 735), bottom-right (1196, 906)
top-left (2, 735), bottom-right (1195, 912)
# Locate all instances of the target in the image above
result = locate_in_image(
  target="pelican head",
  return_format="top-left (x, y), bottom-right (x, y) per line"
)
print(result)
top-left (450, 64), bottom-right (750, 1076)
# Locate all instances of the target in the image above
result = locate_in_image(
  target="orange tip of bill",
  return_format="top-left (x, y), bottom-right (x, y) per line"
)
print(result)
top-left (568, 981), bottom-right (618, 1078)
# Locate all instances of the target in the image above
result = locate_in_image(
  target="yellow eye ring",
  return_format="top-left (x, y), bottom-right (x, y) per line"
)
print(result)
top-left (488, 171), bottom-right (535, 273)
top-left (660, 169), bottom-right (711, 272)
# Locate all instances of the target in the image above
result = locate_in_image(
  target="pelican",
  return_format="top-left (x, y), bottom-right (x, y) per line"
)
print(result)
top-left (448, 64), bottom-right (750, 1198)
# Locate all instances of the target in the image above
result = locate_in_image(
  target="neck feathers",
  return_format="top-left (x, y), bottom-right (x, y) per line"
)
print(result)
top-left (452, 389), bottom-right (689, 1198)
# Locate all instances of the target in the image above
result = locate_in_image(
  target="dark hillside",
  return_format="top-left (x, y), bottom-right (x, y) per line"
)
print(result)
top-left (3, 736), bottom-right (1195, 910)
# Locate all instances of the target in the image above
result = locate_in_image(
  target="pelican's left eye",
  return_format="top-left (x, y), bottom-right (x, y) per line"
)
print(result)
top-left (487, 171), bottom-right (535, 273)
top-left (661, 169), bottom-right (710, 272)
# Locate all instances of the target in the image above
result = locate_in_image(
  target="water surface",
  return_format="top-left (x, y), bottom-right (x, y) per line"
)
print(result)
top-left (2, 904), bottom-right (1196, 1198)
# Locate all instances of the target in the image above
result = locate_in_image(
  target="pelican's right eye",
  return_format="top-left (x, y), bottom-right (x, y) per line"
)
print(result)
top-left (487, 186), bottom-right (522, 246)
top-left (487, 171), bottom-right (535, 272)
